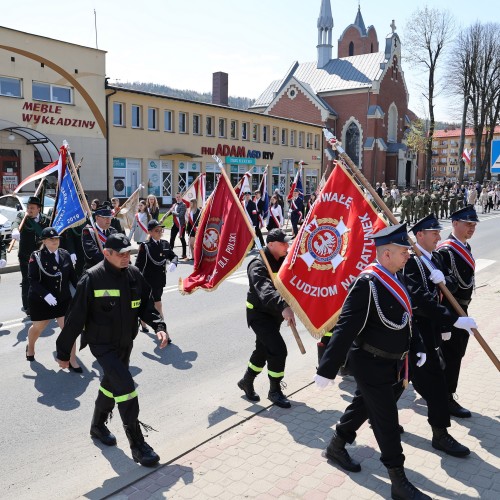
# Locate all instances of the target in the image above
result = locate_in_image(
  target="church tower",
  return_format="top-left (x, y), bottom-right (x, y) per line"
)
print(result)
top-left (317, 0), bottom-right (333, 68)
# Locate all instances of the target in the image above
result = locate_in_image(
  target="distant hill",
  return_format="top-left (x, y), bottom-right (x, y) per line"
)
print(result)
top-left (112, 81), bottom-right (255, 110)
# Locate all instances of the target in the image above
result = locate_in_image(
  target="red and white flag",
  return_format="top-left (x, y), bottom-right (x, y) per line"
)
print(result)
top-left (182, 173), bottom-right (206, 209)
top-left (179, 171), bottom-right (253, 294)
top-left (287, 161), bottom-right (304, 201)
top-left (275, 159), bottom-right (388, 336)
top-left (233, 169), bottom-right (252, 200)
top-left (14, 154), bottom-right (63, 193)
top-left (462, 148), bottom-right (472, 164)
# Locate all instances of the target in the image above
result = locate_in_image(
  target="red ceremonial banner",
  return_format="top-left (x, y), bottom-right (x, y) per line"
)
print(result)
top-left (275, 160), bottom-right (388, 336)
top-left (179, 173), bottom-right (253, 294)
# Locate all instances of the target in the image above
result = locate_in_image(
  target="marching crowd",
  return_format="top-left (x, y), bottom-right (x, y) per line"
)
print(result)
top-left (2, 181), bottom-right (490, 500)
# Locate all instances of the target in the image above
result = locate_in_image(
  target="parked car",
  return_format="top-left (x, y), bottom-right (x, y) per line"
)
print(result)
top-left (0, 213), bottom-right (12, 245)
top-left (0, 193), bottom-right (55, 225)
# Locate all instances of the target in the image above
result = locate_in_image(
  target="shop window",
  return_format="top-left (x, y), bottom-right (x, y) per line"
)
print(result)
top-left (272, 127), bottom-right (279, 145)
top-left (164, 110), bottom-right (173, 132)
top-left (132, 105), bottom-right (142, 129)
top-left (179, 112), bottom-right (188, 133)
top-left (281, 129), bottom-right (288, 146)
top-left (193, 114), bottom-right (201, 135)
top-left (113, 102), bottom-right (124, 126)
top-left (263, 125), bottom-right (269, 143)
top-left (148, 108), bottom-right (159, 131)
top-left (32, 81), bottom-right (72, 104)
top-left (230, 120), bottom-right (238, 140)
top-left (219, 118), bottom-right (226, 138)
top-left (206, 116), bottom-right (214, 136)
top-left (0, 76), bottom-right (22, 97)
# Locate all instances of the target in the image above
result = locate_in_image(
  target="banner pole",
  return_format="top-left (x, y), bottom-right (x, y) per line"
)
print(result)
top-left (325, 131), bottom-right (499, 371)
top-left (215, 156), bottom-right (306, 355)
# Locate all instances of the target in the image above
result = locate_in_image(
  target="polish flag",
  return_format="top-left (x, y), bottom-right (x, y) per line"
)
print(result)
top-left (462, 148), bottom-right (472, 164)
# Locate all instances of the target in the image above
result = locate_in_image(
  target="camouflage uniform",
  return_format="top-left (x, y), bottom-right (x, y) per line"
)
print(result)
top-left (413, 192), bottom-right (424, 222)
top-left (430, 191), bottom-right (441, 218)
top-left (399, 192), bottom-right (412, 224)
top-left (423, 191), bottom-right (431, 217)
top-left (440, 190), bottom-right (449, 219)
top-left (448, 191), bottom-right (457, 214)
top-left (384, 193), bottom-right (395, 213)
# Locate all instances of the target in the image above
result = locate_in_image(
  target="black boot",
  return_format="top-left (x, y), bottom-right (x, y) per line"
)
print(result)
top-left (324, 431), bottom-right (361, 472)
top-left (431, 427), bottom-right (470, 457)
top-left (90, 407), bottom-right (117, 446)
top-left (124, 421), bottom-right (160, 467)
top-left (448, 394), bottom-right (471, 418)
top-left (388, 466), bottom-right (431, 500)
top-left (268, 378), bottom-right (291, 408)
top-left (237, 369), bottom-right (260, 402)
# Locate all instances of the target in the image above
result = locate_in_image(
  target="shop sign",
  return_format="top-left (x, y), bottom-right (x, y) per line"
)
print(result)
top-left (201, 144), bottom-right (274, 160)
top-left (113, 158), bottom-right (126, 169)
top-left (225, 157), bottom-right (255, 165)
top-left (2, 175), bottom-right (18, 193)
top-left (20, 102), bottom-right (96, 130)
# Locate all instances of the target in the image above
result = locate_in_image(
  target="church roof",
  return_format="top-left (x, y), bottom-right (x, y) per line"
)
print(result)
top-left (317, 0), bottom-right (333, 29)
top-left (251, 52), bottom-right (386, 108)
top-left (353, 6), bottom-right (367, 35)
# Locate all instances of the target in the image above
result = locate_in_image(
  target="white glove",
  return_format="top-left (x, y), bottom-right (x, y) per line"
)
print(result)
top-left (167, 262), bottom-right (177, 273)
top-left (12, 229), bottom-right (20, 241)
top-left (429, 268), bottom-right (445, 284)
top-left (0, 259), bottom-right (6, 268)
top-left (416, 352), bottom-right (427, 367)
top-left (441, 332), bottom-right (452, 341)
top-left (313, 374), bottom-right (333, 389)
top-left (44, 293), bottom-right (58, 306)
top-left (453, 316), bottom-right (477, 336)
top-left (70, 253), bottom-right (77, 265)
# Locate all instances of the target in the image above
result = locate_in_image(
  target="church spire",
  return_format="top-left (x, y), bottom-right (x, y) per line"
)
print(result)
top-left (317, 0), bottom-right (333, 68)
top-left (354, 5), bottom-right (367, 35)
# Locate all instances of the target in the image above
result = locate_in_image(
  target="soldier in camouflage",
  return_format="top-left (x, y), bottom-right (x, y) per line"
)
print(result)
top-left (399, 189), bottom-right (412, 224)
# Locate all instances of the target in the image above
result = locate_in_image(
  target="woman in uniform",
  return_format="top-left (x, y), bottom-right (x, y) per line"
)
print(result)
top-left (26, 227), bottom-right (80, 370)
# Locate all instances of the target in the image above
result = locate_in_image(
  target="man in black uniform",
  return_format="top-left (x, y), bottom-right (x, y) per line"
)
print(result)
top-left (315, 224), bottom-right (431, 500)
top-left (435, 205), bottom-right (478, 418)
top-left (56, 233), bottom-right (169, 467)
top-left (11, 196), bottom-right (50, 315)
top-left (61, 222), bottom-right (87, 279)
top-left (237, 229), bottom-right (296, 408)
top-left (289, 188), bottom-right (304, 238)
top-left (81, 205), bottom-right (118, 270)
top-left (253, 189), bottom-right (266, 248)
top-left (243, 192), bottom-right (263, 249)
top-left (403, 214), bottom-right (475, 457)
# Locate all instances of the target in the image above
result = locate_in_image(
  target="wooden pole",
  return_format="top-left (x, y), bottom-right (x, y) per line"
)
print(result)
top-left (215, 156), bottom-right (306, 355)
top-left (328, 134), bottom-right (499, 372)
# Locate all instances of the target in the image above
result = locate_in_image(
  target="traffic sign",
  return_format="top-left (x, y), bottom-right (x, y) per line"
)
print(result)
top-left (491, 140), bottom-right (500, 174)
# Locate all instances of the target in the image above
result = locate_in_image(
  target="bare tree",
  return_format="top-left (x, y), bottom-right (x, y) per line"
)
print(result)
top-left (404, 6), bottom-right (455, 188)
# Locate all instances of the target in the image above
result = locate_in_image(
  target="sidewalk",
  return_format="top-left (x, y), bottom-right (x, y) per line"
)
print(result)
top-left (108, 275), bottom-right (500, 499)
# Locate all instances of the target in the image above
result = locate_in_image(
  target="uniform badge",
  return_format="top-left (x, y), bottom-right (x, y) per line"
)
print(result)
top-left (298, 216), bottom-right (349, 272)
top-left (202, 217), bottom-right (223, 260)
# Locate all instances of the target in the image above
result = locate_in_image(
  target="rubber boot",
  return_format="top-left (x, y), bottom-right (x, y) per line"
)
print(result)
top-left (268, 378), bottom-right (291, 408)
top-left (124, 421), bottom-right (160, 467)
top-left (431, 426), bottom-right (470, 457)
top-left (90, 407), bottom-right (117, 446)
top-left (237, 368), bottom-right (260, 402)
top-left (324, 431), bottom-right (361, 472)
top-left (388, 466), bottom-right (431, 500)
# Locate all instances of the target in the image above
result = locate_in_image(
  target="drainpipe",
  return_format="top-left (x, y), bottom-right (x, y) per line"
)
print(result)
top-left (105, 78), bottom-right (117, 201)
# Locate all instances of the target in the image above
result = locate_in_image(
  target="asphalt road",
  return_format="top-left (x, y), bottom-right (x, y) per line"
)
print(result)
top-left (0, 211), bottom-right (498, 500)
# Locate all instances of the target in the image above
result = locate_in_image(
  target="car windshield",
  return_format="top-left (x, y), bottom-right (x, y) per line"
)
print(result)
top-left (18, 195), bottom-right (55, 208)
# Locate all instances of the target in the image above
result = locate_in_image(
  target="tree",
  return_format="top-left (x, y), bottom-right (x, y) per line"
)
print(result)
top-left (404, 7), bottom-right (455, 188)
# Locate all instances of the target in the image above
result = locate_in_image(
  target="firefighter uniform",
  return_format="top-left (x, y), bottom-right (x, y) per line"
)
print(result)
top-left (56, 233), bottom-right (167, 467)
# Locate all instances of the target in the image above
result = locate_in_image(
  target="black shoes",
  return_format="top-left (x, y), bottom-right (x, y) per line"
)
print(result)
top-left (124, 421), bottom-right (160, 467)
top-left (268, 379), bottom-right (291, 408)
top-left (90, 408), bottom-right (117, 446)
top-left (448, 394), bottom-right (471, 418)
top-left (140, 325), bottom-right (149, 333)
top-left (69, 362), bottom-right (83, 373)
top-left (431, 427), bottom-right (470, 457)
top-left (25, 345), bottom-right (35, 362)
top-left (388, 466), bottom-right (431, 500)
top-left (237, 369), bottom-right (260, 402)
top-left (324, 431), bottom-right (361, 472)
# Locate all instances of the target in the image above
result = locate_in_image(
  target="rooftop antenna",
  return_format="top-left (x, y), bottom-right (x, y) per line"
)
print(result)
top-left (94, 9), bottom-right (98, 49)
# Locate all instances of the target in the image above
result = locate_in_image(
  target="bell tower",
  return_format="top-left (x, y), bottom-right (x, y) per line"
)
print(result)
top-left (317, 0), bottom-right (333, 68)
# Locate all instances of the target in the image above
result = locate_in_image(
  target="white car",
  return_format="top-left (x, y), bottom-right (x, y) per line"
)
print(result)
top-left (0, 193), bottom-right (55, 225)
top-left (0, 213), bottom-right (11, 244)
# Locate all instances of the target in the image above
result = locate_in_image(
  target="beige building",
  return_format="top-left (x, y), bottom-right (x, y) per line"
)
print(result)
top-left (0, 26), bottom-right (107, 197)
top-left (107, 83), bottom-right (323, 205)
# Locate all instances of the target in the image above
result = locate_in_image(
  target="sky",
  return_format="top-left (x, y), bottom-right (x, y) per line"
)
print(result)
top-left (3, 0), bottom-right (500, 122)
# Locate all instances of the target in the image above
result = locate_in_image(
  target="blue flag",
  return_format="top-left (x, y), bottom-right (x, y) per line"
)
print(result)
top-left (52, 166), bottom-right (86, 234)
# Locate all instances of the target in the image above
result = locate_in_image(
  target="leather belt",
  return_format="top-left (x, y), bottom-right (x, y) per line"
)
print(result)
top-left (359, 342), bottom-right (408, 361)
top-left (456, 298), bottom-right (471, 307)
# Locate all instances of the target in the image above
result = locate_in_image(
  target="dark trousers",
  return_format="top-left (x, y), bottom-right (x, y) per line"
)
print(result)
top-left (254, 225), bottom-right (265, 248)
top-left (247, 313), bottom-right (287, 379)
top-left (337, 348), bottom-right (405, 468)
top-left (409, 348), bottom-right (450, 428)
top-left (290, 213), bottom-right (300, 236)
top-left (90, 344), bottom-right (139, 426)
top-left (170, 224), bottom-right (187, 258)
top-left (19, 257), bottom-right (29, 310)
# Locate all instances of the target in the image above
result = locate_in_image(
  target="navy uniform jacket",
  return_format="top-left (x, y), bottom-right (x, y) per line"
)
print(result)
top-left (317, 273), bottom-right (425, 380)
top-left (28, 247), bottom-right (78, 302)
top-left (244, 200), bottom-right (259, 227)
top-left (81, 225), bottom-right (118, 269)
top-left (186, 209), bottom-right (201, 236)
top-left (135, 239), bottom-right (178, 290)
top-left (12, 212), bottom-right (51, 260)
top-left (403, 252), bottom-right (458, 350)
top-left (290, 197), bottom-right (304, 221)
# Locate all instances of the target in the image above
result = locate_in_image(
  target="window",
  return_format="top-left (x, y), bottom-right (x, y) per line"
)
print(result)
top-left (387, 103), bottom-right (398, 142)
top-left (179, 112), bottom-right (188, 133)
top-left (345, 122), bottom-right (360, 167)
top-left (272, 127), bottom-right (279, 145)
top-left (349, 41), bottom-right (354, 56)
top-left (33, 81), bottom-right (72, 104)
top-left (242, 122), bottom-right (249, 140)
top-left (306, 133), bottom-right (312, 148)
top-left (290, 130), bottom-right (296, 147)
top-left (148, 108), bottom-right (158, 130)
top-left (206, 116), bottom-right (214, 136)
top-left (164, 110), bottom-right (173, 132)
top-left (314, 134), bottom-right (320, 149)
top-left (252, 124), bottom-right (260, 142)
top-left (298, 132), bottom-right (305, 148)
top-left (230, 120), bottom-right (238, 139)
top-left (219, 118), bottom-right (226, 138)
top-left (132, 105), bottom-right (142, 128)
top-left (113, 102), bottom-right (124, 126)
top-left (0, 76), bottom-right (22, 97)
top-left (263, 125), bottom-right (269, 143)
top-left (193, 114), bottom-right (201, 135)
top-left (281, 129), bottom-right (288, 146)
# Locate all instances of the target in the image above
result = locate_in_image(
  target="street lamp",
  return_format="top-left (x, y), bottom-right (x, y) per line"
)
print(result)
top-left (8, 133), bottom-right (15, 141)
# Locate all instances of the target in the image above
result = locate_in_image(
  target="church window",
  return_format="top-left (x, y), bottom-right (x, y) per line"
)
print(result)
top-left (388, 104), bottom-right (398, 143)
top-left (345, 122), bottom-right (360, 166)
top-left (349, 41), bottom-right (354, 56)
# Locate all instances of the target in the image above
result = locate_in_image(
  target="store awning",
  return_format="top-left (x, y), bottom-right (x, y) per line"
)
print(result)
top-left (156, 149), bottom-right (202, 159)
top-left (0, 119), bottom-right (59, 164)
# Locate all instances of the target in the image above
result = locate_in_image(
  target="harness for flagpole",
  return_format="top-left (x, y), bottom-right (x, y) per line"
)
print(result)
top-left (323, 128), bottom-right (499, 373)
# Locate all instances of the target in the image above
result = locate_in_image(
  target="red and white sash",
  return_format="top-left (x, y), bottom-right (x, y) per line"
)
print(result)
top-left (270, 207), bottom-right (281, 228)
top-left (95, 227), bottom-right (107, 244)
top-left (437, 238), bottom-right (475, 271)
top-left (135, 213), bottom-right (148, 234)
top-left (361, 263), bottom-right (413, 317)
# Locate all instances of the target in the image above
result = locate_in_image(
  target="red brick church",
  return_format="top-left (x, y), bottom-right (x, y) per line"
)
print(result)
top-left (250, 0), bottom-right (420, 187)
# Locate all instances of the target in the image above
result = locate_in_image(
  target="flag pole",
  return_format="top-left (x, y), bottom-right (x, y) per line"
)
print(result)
top-left (214, 155), bottom-right (306, 355)
top-left (7, 178), bottom-right (46, 253)
top-left (325, 130), bottom-right (499, 371)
